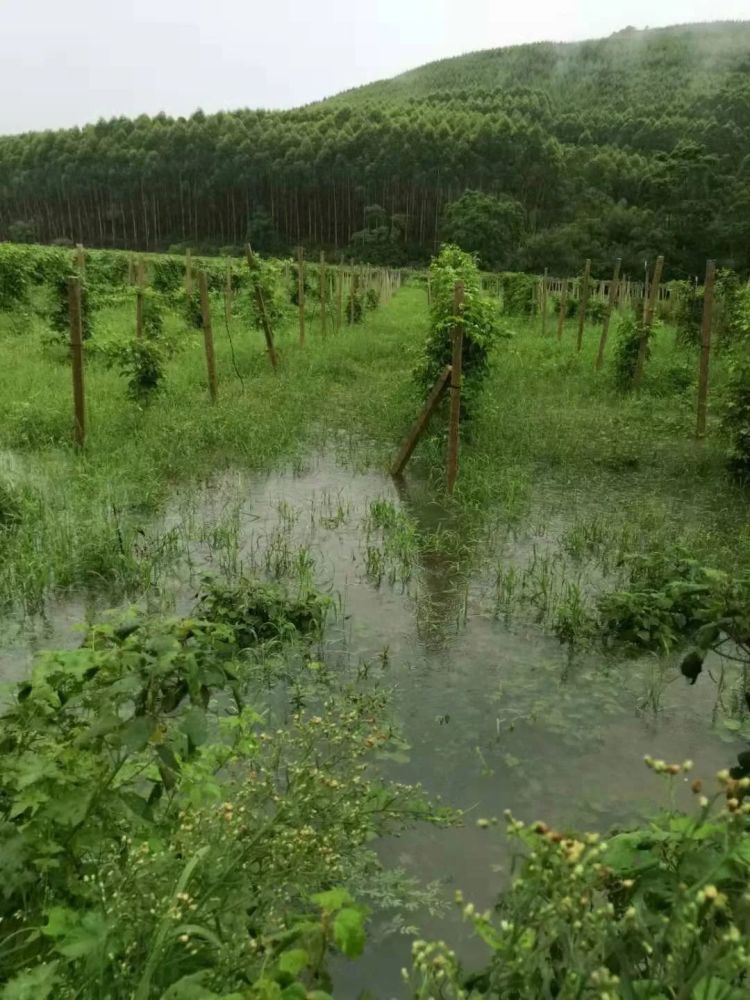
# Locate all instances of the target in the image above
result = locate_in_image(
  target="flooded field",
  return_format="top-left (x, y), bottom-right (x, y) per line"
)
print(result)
top-left (3, 446), bottom-right (742, 994)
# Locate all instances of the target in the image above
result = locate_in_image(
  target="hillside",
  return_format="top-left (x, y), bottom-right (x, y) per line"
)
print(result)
top-left (1, 21), bottom-right (749, 277)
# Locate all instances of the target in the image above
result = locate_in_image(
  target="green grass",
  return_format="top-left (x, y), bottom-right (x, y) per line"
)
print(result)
top-left (0, 283), bottom-right (746, 618)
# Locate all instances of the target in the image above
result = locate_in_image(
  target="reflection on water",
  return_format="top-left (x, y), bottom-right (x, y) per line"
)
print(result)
top-left (0, 450), bottom-right (743, 996)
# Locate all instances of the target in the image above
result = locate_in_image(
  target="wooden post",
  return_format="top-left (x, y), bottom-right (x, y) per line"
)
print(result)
top-left (336, 259), bottom-right (343, 332)
top-left (127, 255), bottom-right (135, 285)
top-left (225, 258), bottom-right (233, 323)
top-left (297, 247), bottom-right (305, 346)
top-left (245, 244), bottom-right (278, 370)
top-left (75, 243), bottom-right (86, 274)
top-left (198, 271), bottom-right (218, 402)
top-left (319, 251), bottom-right (327, 338)
top-left (67, 277), bottom-right (86, 448)
top-left (634, 255), bottom-right (664, 388)
top-left (350, 270), bottom-right (358, 324)
top-left (557, 279), bottom-right (568, 341)
top-left (696, 259), bottom-right (716, 439)
top-left (447, 281), bottom-right (464, 495)
top-left (541, 268), bottom-right (548, 336)
top-left (135, 257), bottom-right (145, 339)
top-left (391, 366), bottom-right (452, 476)
top-left (427, 273), bottom-right (432, 307)
top-left (595, 258), bottom-right (622, 371)
top-left (185, 248), bottom-right (193, 295)
top-left (576, 258), bottom-right (591, 352)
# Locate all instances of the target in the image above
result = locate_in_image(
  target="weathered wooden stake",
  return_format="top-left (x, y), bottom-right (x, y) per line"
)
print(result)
top-left (319, 251), bottom-right (327, 338)
top-left (75, 243), bottom-right (86, 274)
top-left (245, 244), bottom-right (278, 370)
top-left (336, 260), bottom-right (343, 332)
top-left (696, 259), bottom-right (716, 439)
top-left (225, 258), bottom-right (233, 323)
top-left (595, 258), bottom-right (622, 371)
top-left (391, 366), bottom-right (452, 476)
top-left (541, 268), bottom-right (548, 336)
top-left (576, 258), bottom-right (591, 352)
top-left (634, 255), bottom-right (664, 388)
top-left (67, 277), bottom-right (86, 448)
top-left (198, 271), bottom-right (218, 402)
top-left (185, 248), bottom-right (193, 295)
top-left (350, 270), bottom-right (358, 324)
top-left (296, 248), bottom-right (305, 346)
top-left (557, 279), bottom-right (568, 341)
top-left (447, 281), bottom-right (464, 495)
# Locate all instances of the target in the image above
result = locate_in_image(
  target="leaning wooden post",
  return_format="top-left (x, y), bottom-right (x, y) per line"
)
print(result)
top-left (541, 268), bottom-right (549, 336)
top-left (633, 255), bottom-right (664, 388)
top-left (557, 279), bottom-right (568, 341)
top-left (447, 281), bottom-right (464, 495)
top-left (696, 259), bottom-right (716, 439)
top-left (595, 258), bottom-right (622, 371)
top-left (576, 258), bottom-right (591, 352)
top-left (135, 258), bottom-right (145, 338)
top-left (297, 247), bottom-right (305, 346)
top-left (319, 251), bottom-right (327, 338)
top-left (391, 366), bottom-right (452, 476)
top-left (67, 277), bottom-right (86, 448)
top-left (245, 244), bottom-right (278, 370)
top-left (185, 248), bottom-right (193, 295)
top-left (198, 271), bottom-right (218, 402)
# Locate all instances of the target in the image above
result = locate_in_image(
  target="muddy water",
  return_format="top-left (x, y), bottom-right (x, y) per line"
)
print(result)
top-left (0, 449), bottom-right (743, 997)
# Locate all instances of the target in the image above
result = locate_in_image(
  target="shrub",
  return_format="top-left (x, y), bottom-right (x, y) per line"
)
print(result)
top-left (410, 761), bottom-right (750, 998)
top-left (0, 587), bottom-right (442, 997)
top-left (416, 245), bottom-right (503, 419)
top-left (500, 271), bottom-right (537, 316)
top-left (671, 279), bottom-right (703, 345)
top-left (0, 243), bottom-right (33, 310)
top-left (345, 287), bottom-right (364, 324)
top-left (111, 338), bottom-right (166, 400)
top-left (724, 354), bottom-right (750, 483)
top-left (612, 313), bottom-right (647, 390)
top-left (365, 287), bottom-right (380, 310)
top-left (48, 270), bottom-right (95, 341)
top-left (152, 255), bottom-right (184, 294)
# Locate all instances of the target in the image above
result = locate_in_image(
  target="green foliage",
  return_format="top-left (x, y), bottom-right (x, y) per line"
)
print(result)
top-left (196, 576), bottom-right (331, 646)
top-left (442, 190), bottom-right (525, 270)
top-left (365, 287), bottom-right (379, 311)
top-left (2, 25), bottom-right (750, 272)
top-left (612, 313), bottom-right (646, 390)
top-left (0, 582), bottom-right (439, 997)
top-left (152, 256), bottom-right (185, 294)
top-left (112, 338), bottom-right (166, 400)
top-left (598, 550), bottom-right (750, 679)
top-left (244, 255), bottom-right (288, 331)
top-left (671, 279), bottom-right (703, 345)
top-left (416, 245), bottom-right (503, 419)
top-left (0, 244), bottom-right (33, 310)
top-left (410, 763), bottom-right (750, 998)
top-left (48, 272), bottom-right (95, 341)
top-left (723, 354), bottom-right (750, 483)
top-left (500, 272), bottom-right (537, 317)
top-left (345, 288), bottom-right (364, 324)
top-left (183, 288), bottom-right (204, 330)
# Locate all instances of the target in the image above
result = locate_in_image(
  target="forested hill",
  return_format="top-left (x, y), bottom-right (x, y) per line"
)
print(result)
top-left (1, 21), bottom-right (749, 278)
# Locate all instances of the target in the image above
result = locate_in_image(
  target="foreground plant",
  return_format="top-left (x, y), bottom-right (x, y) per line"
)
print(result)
top-left (0, 578), bottom-right (445, 998)
top-left (408, 761), bottom-right (750, 998)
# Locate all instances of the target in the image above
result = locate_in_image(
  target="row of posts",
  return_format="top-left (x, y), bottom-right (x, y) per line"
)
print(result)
top-left (533, 255), bottom-right (716, 438)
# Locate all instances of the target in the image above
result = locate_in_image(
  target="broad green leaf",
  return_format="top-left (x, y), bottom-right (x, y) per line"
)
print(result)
top-left (311, 887), bottom-right (353, 912)
top-left (0, 962), bottom-right (59, 1000)
top-left (691, 977), bottom-right (742, 1000)
top-left (280, 986), bottom-right (307, 1000)
top-left (160, 972), bottom-right (219, 999)
top-left (181, 706), bottom-right (208, 749)
top-left (121, 715), bottom-right (157, 751)
top-left (333, 906), bottom-right (366, 958)
top-left (277, 949), bottom-right (309, 976)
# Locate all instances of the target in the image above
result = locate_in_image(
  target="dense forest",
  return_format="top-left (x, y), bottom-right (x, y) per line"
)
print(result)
top-left (1, 21), bottom-right (750, 277)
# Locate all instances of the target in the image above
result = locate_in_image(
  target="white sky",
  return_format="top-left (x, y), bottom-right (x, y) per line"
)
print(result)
top-left (0, 0), bottom-right (748, 134)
